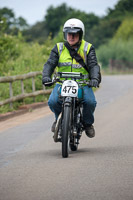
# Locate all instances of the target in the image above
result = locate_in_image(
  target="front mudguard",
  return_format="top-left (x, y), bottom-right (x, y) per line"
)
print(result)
top-left (64, 97), bottom-right (72, 107)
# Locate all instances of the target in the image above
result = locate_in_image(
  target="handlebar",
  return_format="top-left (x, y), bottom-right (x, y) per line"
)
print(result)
top-left (44, 72), bottom-right (91, 86)
top-left (57, 72), bottom-right (85, 80)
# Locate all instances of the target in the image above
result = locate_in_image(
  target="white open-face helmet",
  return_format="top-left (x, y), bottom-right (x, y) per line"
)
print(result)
top-left (63, 18), bottom-right (85, 41)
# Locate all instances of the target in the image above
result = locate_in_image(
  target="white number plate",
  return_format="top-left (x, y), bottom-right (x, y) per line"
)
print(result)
top-left (61, 80), bottom-right (78, 97)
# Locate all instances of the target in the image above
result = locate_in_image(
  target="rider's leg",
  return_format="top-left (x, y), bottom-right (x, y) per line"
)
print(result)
top-left (82, 85), bottom-right (97, 124)
top-left (48, 83), bottom-right (62, 120)
top-left (82, 86), bottom-right (97, 137)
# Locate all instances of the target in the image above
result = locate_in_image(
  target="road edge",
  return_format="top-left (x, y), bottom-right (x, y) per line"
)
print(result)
top-left (0, 102), bottom-right (48, 122)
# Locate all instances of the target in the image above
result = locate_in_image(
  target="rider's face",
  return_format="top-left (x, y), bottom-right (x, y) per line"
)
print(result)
top-left (67, 33), bottom-right (79, 46)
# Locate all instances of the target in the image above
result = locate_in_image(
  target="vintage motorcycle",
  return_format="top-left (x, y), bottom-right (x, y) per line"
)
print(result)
top-left (45, 72), bottom-right (90, 158)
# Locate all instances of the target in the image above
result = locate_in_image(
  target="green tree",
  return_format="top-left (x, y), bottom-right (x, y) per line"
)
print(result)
top-left (44, 3), bottom-right (70, 38)
top-left (113, 17), bottom-right (133, 40)
top-left (107, 0), bottom-right (133, 18)
top-left (24, 3), bottom-right (99, 44)
top-left (45, 3), bottom-right (99, 39)
top-left (15, 17), bottom-right (29, 30)
top-left (89, 17), bottom-right (121, 47)
top-left (89, 0), bottom-right (133, 47)
top-left (0, 7), bottom-right (29, 34)
top-left (23, 21), bottom-right (48, 43)
top-left (0, 7), bottom-right (14, 24)
top-left (0, 7), bottom-right (15, 33)
top-left (0, 18), bottom-right (7, 35)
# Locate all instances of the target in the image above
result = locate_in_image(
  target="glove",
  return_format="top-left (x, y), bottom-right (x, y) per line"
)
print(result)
top-left (42, 77), bottom-right (52, 86)
top-left (88, 79), bottom-right (99, 88)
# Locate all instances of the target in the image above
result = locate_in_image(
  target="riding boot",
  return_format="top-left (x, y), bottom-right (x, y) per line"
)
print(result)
top-left (84, 124), bottom-right (95, 138)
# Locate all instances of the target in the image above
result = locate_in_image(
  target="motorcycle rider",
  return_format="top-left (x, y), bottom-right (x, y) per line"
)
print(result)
top-left (42, 18), bottom-right (101, 138)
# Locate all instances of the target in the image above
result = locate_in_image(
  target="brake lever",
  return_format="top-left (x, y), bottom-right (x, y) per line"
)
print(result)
top-left (44, 82), bottom-right (53, 86)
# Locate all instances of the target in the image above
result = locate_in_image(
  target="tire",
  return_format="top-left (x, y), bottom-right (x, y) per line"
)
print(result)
top-left (62, 105), bottom-right (71, 158)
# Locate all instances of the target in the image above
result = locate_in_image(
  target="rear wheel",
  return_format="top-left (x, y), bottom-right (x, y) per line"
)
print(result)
top-left (62, 105), bottom-right (71, 158)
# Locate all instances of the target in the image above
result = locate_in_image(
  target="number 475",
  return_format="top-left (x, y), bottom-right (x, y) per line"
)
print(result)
top-left (62, 86), bottom-right (77, 94)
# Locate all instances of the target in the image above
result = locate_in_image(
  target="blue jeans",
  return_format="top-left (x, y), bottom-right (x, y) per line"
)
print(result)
top-left (48, 84), bottom-right (97, 125)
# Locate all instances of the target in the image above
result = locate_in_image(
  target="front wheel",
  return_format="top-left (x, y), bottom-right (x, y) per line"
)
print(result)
top-left (62, 105), bottom-right (71, 158)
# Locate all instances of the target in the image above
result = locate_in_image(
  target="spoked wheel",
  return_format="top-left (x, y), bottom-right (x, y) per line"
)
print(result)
top-left (62, 105), bottom-right (71, 158)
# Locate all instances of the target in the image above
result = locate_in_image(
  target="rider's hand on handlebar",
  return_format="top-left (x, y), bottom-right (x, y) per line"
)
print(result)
top-left (42, 77), bottom-right (52, 86)
top-left (88, 79), bottom-right (99, 88)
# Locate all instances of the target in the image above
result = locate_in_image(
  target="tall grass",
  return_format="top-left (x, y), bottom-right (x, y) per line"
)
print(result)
top-left (0, 34), bottom-right (53, 113)
top-left (97, 39), bottom-right (133, 68)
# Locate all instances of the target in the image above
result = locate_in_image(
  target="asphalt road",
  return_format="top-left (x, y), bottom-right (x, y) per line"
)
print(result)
top-left (0, 75), bottom-right (133, 200)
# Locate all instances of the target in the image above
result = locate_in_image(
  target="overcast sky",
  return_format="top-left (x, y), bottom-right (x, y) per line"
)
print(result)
top-left (0, 0), bottom-right (119, 25)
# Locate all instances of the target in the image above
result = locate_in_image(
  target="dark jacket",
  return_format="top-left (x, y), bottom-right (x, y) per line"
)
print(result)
top-left (42, 43), bottom-right (101, 83)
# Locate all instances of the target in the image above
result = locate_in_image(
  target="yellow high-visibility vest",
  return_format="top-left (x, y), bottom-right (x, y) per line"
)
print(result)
top-left (57, 40), bottom-right (92, 79)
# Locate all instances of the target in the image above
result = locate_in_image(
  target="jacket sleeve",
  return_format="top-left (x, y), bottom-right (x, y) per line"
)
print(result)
top-left (42, 44), bottom-right (59, 81)
top-left (87, 45), bottom-right (101, 83)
